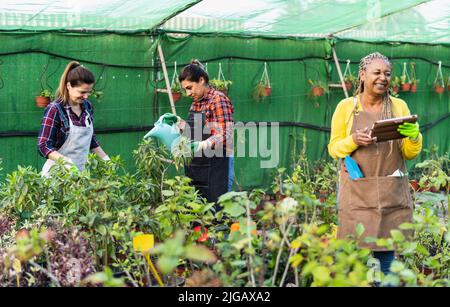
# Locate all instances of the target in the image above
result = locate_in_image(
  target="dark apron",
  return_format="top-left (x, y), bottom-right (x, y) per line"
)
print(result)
top-left (184, 111), bottom-right (230, 205)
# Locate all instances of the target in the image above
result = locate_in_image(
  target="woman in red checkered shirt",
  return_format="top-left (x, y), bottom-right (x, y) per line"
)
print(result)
top-left (37, 61), bottom-right (109, 176)
top-left (178, 60), bottom-right (234, 206)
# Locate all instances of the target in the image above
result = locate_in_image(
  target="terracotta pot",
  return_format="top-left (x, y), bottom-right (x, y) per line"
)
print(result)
top-left (344, 82), bottom-right (353, 91)
top-left (401, 83), bottom-right (411, 92)
top-left (410, 84), bottom-right (417, 93)
top-left (36, 96), bottom-right (51, 108)
top-left (392, 86), bottom-right (399, 93)
top-left (172, 92), bottom-right (182, 102)
top-left (311, 86), bottom-right (324, 97)
top-left (261, 87), bottom-right (272, 97)
top-left (434, 86), bottom-right (445, 94)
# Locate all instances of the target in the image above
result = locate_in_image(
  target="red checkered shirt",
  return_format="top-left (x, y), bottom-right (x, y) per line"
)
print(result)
top-left (37, 99), bottom-right (100, 158)
top-left (190, 88), bottom-right (234, 152)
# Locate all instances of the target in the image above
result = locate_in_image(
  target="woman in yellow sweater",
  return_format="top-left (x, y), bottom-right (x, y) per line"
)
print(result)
top-left (328, 52), bottom-right (422, 280)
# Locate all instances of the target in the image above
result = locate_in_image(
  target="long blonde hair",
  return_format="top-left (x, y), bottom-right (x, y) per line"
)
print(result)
top-left (55, 61), bottom-right (95, 104)
top-left (353, 52), bottom-right (394, 120)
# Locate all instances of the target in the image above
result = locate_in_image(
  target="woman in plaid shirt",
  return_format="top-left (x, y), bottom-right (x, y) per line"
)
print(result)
top-left (37, 61), bottom-right (109, 176)
top-left (178, 60), bottom-right (234, 205)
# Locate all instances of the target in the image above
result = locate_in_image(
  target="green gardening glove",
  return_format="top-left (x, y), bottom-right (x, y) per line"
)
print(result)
top-left (397, 122), bottom-right (420, 139)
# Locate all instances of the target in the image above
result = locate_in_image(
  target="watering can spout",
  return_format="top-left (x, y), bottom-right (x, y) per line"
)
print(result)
top-left (144, 127), bottom-right (158, 139)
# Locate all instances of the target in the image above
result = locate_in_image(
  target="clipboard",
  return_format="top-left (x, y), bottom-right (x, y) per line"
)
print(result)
top-left (369, 115), bottom-right (418, 142)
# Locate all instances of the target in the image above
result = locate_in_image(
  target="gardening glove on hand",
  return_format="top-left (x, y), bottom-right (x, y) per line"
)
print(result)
top-left (175, 116), bottom-right (185, 133)
top-left (102, 155), bottom-right (111, 161)
top-left (191, 140), bottom-right (211, 153)
top-left (398, 122), bottom-right (420, 140)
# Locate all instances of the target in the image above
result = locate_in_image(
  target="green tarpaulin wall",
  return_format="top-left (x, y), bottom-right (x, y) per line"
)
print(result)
top-left (0, 32), bottom-right (448, 189)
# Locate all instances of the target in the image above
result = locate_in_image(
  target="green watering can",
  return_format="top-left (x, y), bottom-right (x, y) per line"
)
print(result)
top-left (144, 113), bottom-right (181, 150)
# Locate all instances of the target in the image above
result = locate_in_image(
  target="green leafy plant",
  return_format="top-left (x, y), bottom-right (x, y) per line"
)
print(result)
top-left (39, 89), bottom-right (54, 100)
top-left (210, 79), bottom-right (232, 91)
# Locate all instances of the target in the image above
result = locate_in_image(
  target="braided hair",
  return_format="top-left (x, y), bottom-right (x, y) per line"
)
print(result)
top-left (354, 52), bottom-right (394, 120)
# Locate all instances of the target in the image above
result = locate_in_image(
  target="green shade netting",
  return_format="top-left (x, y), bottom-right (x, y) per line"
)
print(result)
top-left (336, 0), bottom-right (450, 44)
top-left (0, 0), bottom-right (200, 32)
top-left (161, 0), bottom-right (449, 44)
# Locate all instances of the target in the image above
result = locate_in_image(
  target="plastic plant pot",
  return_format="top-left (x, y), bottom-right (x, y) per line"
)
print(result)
top-left (401, 83), bottom-right (411, 92)
top-left (172, 92), bottom-right (182, 102)
top-left (36, 96), bottom-right (51, 108)
top-left (312, 86), bottom-right (324, 97)
top-left (434, 85), bottom-right (445, 94)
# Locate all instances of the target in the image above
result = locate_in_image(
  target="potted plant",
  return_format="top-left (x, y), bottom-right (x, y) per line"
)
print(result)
top-left (253, 62), bottom-right (272, 101)
top-left (36, 89), bottom-right (54, 108)
top-left (308, 79), bottom-right (326, 97)
top-left (433, 62), bottom-right (445, 94)
top-left (415, 151), bottom-right (449, 193)
top-left (410, 78), bottom-right (419, 93)
top-left (434, 83), bottom-right (445, 94)
top-left (171, 82), bottom-right (182, 102)
top-left (209, 79), bottom-right (232, 96)
top-left (344, 73), bottom-right (357, 91)
top-left (390, 76), bottom-right (401, 94)
top-left (252, 81), bottom-right (271, 101)
top-left (400, 74), bottom-right (411, 92)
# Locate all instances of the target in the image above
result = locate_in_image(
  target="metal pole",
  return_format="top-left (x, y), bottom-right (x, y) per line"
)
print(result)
top-left (332, 46), bottom-right (349, 98)
top-left (157, 43), bottom-right (177, 115)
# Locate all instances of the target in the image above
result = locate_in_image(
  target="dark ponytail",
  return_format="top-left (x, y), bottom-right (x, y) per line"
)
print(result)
top-left (56, 61), bottom-right (95, 104)
top-left (179, 59), bottom-right (209, 84)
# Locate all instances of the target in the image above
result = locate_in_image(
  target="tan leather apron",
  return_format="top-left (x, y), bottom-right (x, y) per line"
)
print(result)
top-left (337, 98), bottom-right (413, 251)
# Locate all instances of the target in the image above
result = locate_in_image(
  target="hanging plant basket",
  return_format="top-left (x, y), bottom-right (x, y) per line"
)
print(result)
top-left (410, 84), bottom-right (417, 93)
top-left (210, 63), bottom-right (232, 97)
top-left (172, 91), bottom-right (182, 102)
top-left (401, 83), bottom-right (411, 92)
top-left (36, 96), bottom-right (51, 108)
top-left (262, 86), bottom-right (272, 97)
top-left (344, 82), bottom-right (353, 91)
top-left (433, 61), bottom-right (445, 94)
top-left (400, 63), bottom-right (412, 92)
top-left (311, 86), bottom-right (325, 97)
top-left (434, 85), bottom-right (445, 94)
top-left (342, 60), bottom-right (356, 92)
top-left (253, 62), bottom-right (272, 101)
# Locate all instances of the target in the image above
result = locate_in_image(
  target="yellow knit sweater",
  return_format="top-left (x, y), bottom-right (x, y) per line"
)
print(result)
top-left (328, 95), bottom-right (422, 160)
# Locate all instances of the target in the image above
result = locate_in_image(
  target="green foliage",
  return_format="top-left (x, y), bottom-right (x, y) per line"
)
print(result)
top-left (210, 79), bottom-right (232, 91)
top-left (39, 89), bottom-right (54, 99)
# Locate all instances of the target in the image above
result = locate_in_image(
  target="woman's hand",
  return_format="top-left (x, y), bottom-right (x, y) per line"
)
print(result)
top-left (352, 127), bottom-right (377, 146)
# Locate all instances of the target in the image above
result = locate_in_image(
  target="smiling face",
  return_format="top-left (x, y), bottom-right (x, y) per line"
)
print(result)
top-left (181, 77), bottom-right (207, 101)
top-left (67, 82), bottom-right (93, 105)
top-left (360, 59), bottom-right (391, 96)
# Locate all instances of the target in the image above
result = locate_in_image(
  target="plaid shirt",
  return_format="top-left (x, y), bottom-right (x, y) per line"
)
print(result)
top-left (190, 88), bottom-right (234, 151)
top-left (37, 99), bottom-right (100, 158)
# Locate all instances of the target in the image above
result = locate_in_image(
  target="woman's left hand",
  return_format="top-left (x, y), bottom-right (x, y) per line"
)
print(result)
top-left (398, 122), bottom-right (419, 140)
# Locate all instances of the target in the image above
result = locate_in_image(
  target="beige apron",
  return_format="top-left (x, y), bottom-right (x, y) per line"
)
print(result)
top-left (337, 98), bottom-right (413, 251)
top-left (41, 108), bottom-right (93, 177)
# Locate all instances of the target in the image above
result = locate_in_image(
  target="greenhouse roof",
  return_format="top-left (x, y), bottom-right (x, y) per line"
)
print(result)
top-left (0, 0), bottom-right (200, 33)
top-left (0, 0), bottom-right (448, 44)
top-left (161, 0), bottom-right (450, 44)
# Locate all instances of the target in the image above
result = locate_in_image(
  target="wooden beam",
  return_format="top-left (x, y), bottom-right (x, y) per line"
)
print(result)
top-left (157, 43), bottom-right (177, 115)
top-left (331, 46), bottom-right (349, 98)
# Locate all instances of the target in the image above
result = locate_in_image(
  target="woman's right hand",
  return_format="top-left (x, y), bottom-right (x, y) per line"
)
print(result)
top-left (352, 127), bottom-right (377, 146)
